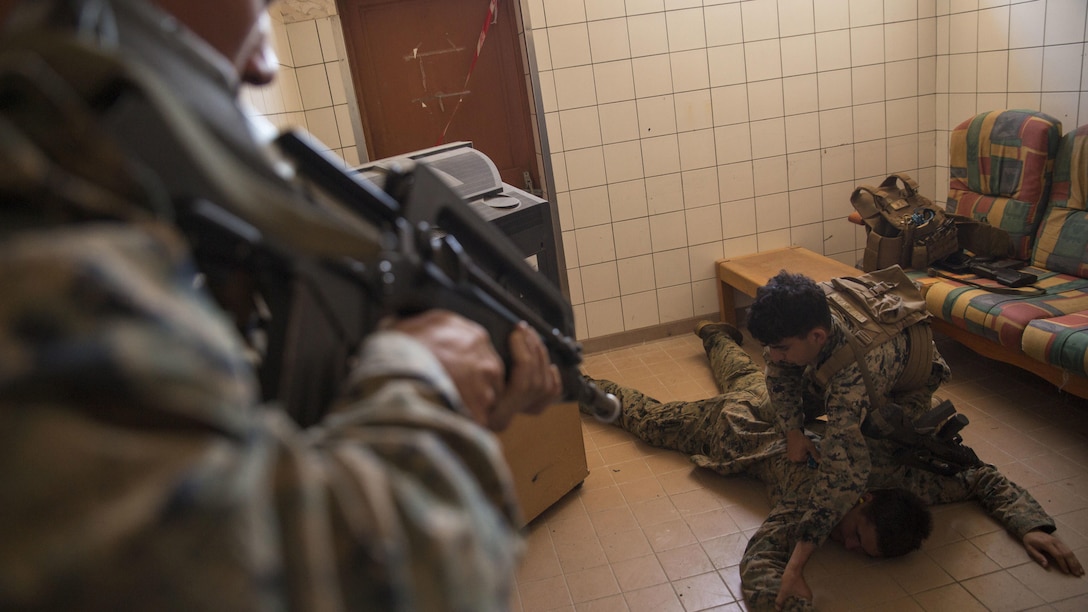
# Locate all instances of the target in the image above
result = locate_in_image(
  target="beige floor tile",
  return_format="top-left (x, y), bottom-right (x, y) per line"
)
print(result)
top-left (937, 502), bottom-right (1005, 540)
top-left (606, 457), bottom-right (654, 483)
top-left (817, 564), bottom-right (908, 609)
top-left (644, 518), bottom-right (699, 552)
top-left (519, 529), bottom-right (563, 582)
top-left (590, 505), bottom-right (641, 537)
top-left (970, 529), bottom-right (1040, 570)
top-left (884, 551), bottom-right (956, 594)
top-left (518, 574), bottom-right (573, 612)
top-left (657, 542), bottom-right (715, 581)
top-left (671, 571), bottom-right (736, 610)
top-left (1053, 513), bottom-right (1088, 549)
top-left (555, 538), bottom-right (609, 574)
top-left (913, 583), bottom-right (989, 611)
top-left (598, 529), bottom-right (654, 564)
top-left (1051, 593), bottom-right (1088, 611)
top-left (623, 583), bottom-right (685, 612)
top-left (723, 499), bottom-right (770, 532)
top-left (716, 566), bottom-right (745, 603)
top-left (580, 484), bottom-right (628, 514)
top-left (961, 570), bottom-right (1045, 612)
top-left (611, 554), bottom-right (668, 592)
top-left (1008, 558), bottom-right (1088, 602)
top-left (549, 512), bottom-right (597, 547)
top-left (702, 532), bottom-right (750, 570)
top-left (617, 476), bottom-right (668, 505)
top-left (685, 507), bottom-right (742, 542)
top-left (630, 496), bottom-right (681, 528)
top-left (670, 487), bottom-right (728, 516)
top-left (644, 452), bottom-right (695, 476)
top-left (575, 593), bottom-right (630, 612)
top-left (566, 565), bottom-right (621, 604)
top-left (857, 596), bottom-right (927, 612)
top-left (927, 540), bottom-right (1002, 581)
top-left (1027, 480), bottom-right (1088, 517)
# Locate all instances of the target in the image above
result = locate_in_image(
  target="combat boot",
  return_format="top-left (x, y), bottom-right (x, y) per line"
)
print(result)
top-left (694, 320), bottom-right (744, 345)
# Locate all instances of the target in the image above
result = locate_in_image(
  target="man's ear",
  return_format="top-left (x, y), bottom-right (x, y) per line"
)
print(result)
top-left (860, 492), bottom-right (874, 504)
top-left (809, 327), bottom-right (829, 346)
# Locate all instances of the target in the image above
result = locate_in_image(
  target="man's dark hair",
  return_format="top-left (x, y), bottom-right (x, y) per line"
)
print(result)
top-left (746, 271), bottom-right (832, 345)
top-left (864, 488), bottom-right (933, 557)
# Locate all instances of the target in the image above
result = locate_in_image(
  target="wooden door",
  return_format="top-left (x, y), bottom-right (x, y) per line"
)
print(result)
top-left (337, 0), bottom-right (539, 190)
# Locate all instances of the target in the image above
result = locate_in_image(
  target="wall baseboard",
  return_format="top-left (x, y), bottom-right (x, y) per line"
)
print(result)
top-left (580, 312), bottom-right (742, 354)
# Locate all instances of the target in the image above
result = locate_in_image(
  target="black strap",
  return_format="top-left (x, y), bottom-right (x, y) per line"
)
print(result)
top-left (926, 267), bottom-right (1046, 296)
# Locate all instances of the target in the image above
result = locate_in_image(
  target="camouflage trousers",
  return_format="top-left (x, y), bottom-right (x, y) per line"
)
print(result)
top-left (585, 328), bottom-right (787, 477)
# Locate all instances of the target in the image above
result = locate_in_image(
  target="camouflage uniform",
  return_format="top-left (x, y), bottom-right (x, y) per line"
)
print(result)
top-left (764, 313), bottom-right (951, 546)
top-left (591, 329), bottom-right (781, 476)
top-left (587, 326), bottom-right (1051, 612)
top-left (740, 458), bottom-right (1055, 611)
top-left (0, 2), bottom-right (524, 610)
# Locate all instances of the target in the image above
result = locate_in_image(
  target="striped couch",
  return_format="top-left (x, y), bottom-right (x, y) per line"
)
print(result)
top-left (919, 109), bottom-right (1088, 399)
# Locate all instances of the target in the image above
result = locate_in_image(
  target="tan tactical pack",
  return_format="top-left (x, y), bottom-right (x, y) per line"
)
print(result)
top-left (851, 173), bottom-right (960, 272)
top-left (812, 265), bottom-right (934, 399)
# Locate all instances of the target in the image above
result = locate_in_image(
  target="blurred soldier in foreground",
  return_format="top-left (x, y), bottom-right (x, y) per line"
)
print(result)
top-left (0, 0), bottom-right (562, 609)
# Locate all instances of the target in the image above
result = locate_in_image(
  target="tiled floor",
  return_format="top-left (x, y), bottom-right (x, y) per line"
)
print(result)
top-left (510, 328), bottom-right (1088, 611)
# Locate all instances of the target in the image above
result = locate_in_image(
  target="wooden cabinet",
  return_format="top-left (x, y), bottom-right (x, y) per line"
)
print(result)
top-left (497, 402), bottom-right (587, 525)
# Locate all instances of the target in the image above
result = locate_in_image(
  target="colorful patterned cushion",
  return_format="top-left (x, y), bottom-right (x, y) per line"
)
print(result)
top-left (1023, 312), bottom-right (1088, 377)
top-left (923, 268), bottom-right (1088, 349)
top-left (1031, 125), bottom-right (1088, 276)
top-left (948, 110), bottom-right (1062, 259)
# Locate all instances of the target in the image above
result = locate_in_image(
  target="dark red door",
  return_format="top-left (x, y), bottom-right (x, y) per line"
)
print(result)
top-left (338, 0), bottom-right (539, 190)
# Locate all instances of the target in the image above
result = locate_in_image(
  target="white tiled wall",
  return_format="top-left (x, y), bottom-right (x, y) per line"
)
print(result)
top-left (246, 0), bottom-right (1088, 343)
top-left (519, 0), bottom-right (1088, 341)
top-left (241, 7), bottom-right (362, 167)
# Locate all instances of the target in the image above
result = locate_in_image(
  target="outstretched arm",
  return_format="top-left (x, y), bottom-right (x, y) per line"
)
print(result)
top-left (904, 464), bottom-right (1083, 577)
top-left (776, 541), bottom-right (817, 609)
top-left (740, 503), bottom-right (816, 612)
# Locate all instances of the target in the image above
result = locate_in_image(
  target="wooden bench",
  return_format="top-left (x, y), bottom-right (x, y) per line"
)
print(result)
top-left (715, 246), bottom-right (859, 325)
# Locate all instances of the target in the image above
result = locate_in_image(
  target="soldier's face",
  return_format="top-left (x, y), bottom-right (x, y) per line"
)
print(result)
top-left (152, 0), bottom-right (278, 83)
top-left (829, 504), bottom-right (881, 557)
top-left (765, 329), bottom-right (824, 367)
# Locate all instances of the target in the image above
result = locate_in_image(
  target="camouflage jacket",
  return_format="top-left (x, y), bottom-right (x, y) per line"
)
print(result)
top-left (741, 455), bottom-right (1054, 611)
top-left (764, 314), bottom-right (951, 545)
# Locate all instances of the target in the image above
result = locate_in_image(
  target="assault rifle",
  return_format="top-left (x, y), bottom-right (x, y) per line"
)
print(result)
top-left (862, 399), bottom-right (982, 476)
top-left (181, 130), bottom-right (620, 427)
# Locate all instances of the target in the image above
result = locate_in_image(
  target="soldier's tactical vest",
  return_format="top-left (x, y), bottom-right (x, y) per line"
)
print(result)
top-left (811, 267), bottom-right (984, 476)
top-left (811, 265), bottom-right (934, 404)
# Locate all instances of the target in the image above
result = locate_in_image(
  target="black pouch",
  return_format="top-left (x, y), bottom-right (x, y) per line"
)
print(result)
top-left (934, 251), bottom-right (972, 272)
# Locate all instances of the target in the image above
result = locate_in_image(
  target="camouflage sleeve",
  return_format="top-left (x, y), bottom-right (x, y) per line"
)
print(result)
top-left (795, 332), bottom-right (921, 544)
top-left (914, 465), bottom-right (1056, 540)
top-left (0, 224), bottom-right (522, 611)
top-left (740, 503), bottom-right (816, 612)
top-left (764, 359), bottom-right (808, 434)
top-left (794, 369), bottom-right (872, 544)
